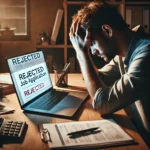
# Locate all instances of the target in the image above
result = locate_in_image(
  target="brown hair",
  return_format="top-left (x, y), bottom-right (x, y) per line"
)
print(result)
top-left (72, 1), bottom-right (128, 32)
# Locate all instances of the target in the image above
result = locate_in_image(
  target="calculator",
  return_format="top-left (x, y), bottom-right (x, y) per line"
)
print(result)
top-left (0, 118), bottom-right (28, 143)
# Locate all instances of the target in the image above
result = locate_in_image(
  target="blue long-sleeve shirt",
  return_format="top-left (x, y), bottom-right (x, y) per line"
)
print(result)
top-left (93, 28), bottom-right (150, 146)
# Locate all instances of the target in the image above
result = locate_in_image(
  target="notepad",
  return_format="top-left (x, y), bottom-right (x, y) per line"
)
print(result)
top-left (39, 119), bottom-right (136, 149)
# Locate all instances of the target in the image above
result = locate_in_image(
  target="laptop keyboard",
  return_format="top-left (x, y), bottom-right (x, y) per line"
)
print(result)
top-left (30, 90), bottom-right (68, 110)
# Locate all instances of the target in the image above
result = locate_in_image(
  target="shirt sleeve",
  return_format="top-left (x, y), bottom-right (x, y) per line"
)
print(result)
top-left (98, 55), bottom-right (121, 86)
top-left (93, 45), bottom-right (150, 116)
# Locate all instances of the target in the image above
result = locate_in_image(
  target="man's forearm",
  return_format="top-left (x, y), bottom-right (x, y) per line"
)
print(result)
top-left (76, 51), bottom-right (105, 98)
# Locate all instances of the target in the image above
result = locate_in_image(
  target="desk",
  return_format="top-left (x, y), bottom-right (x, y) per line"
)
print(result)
top-left (0, 73), bottom-right (149, 150)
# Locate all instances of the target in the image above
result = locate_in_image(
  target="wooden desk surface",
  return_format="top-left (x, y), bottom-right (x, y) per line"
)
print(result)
top-left (0, 74), bottom-right (149, 150)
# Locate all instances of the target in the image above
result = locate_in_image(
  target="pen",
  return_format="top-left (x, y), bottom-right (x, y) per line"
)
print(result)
top-left (56, 63), bottom-right (70, 86)
top-left (67, 127), bottom-right (99, 136)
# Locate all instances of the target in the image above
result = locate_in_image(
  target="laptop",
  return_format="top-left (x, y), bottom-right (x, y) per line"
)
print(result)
top-left (7, 51), bottom-right (88, 118)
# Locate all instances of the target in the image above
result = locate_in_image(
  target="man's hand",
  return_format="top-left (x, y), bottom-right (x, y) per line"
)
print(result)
top-left (69, 20), bottom-right (105, 101)
top-left (69, 20), bottom-right (91, 53)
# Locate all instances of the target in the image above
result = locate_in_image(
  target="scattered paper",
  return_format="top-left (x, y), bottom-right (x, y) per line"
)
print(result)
top-left (0, 102), bottom-right (15, 115)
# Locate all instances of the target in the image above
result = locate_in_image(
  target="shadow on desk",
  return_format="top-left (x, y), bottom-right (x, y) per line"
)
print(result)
top-left (99, 113), bottom-right (140, 132)
top-left (23, 99), bottom-right (137, 131)
top-left (111, 114), bottom-right (137, 131)
top-left (113, 113), bottom-right (150, 148)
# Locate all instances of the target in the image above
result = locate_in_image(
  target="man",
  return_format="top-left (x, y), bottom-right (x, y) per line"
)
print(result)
top-left (69, 1), bottom-right (150, 147)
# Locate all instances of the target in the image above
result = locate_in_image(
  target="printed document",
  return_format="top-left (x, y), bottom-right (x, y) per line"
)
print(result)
top-left (39, 119), bottom-right (135, 149)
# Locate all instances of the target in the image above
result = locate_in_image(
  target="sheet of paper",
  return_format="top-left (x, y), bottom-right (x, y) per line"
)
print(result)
top-left (0, 102), bottom-right (15, 115)
top-left (42, 119), bottom-right (133, 149)
top-left (0, 73), bottom-right (12, 84)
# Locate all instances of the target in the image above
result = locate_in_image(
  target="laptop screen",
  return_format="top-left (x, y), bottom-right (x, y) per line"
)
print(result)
top-left (7, 51), bottom-right (53, 106)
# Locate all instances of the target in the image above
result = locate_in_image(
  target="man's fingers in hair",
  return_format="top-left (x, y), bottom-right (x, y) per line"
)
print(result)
top-left (86, 26), bottom-right (91, 38)
top-left (69, 21), bottom-right (75, 37)
top-left (72, 19), bottom-right (79, 37)
top-left (84, 26), bottom-right (92, 47)
top-left (72, 21), bottom-right (75, 35)
top-left (85, 26), bottom-right (91, 41)
top-left (75, 20), bottom-right (81, 36)
top-left (69, 20), bottom-right (78, 37)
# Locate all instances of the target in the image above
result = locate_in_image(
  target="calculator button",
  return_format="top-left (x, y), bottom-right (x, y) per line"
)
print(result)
top-left (3, 131), bottom-right (9, 134)
top-left (9, 132), bottom-right (14, 135)
top-left (14, 130), bottom-right (20, 133)
top-left (11, 126), bottom-right (16, 129)
top-left (6, 122), bottom-right (12, 125)
top-left (12, 124), bottom-right (16, 126)
top-left (17, 124), bottom-right (22, 127)
top-left (10, 129), bottom-right (15, 132)
top-left (17, 121), bottom-right (23, 124)
top-left (5, 125), bottom-right (11, 128)
top-left (4, 128), bottom-right (10, 131)
top-left (12, 123), bottom-right (17, 126)
top-left (13, 134), bottom-right (19, 137)
top-left (16, 127), bottom-right (21, 130)
top-left (14, 131), bottom-right (20, 134)
top-left (14, 133), bottom-right (19, 136)
top-left (13, 134), bottom-right (17, 136)
top-left (8, 121), bottom-right (13, 123)
top-left (14, 129), bottom-right (20, 132)
top-left (5, 128), bottom-right (10, 132)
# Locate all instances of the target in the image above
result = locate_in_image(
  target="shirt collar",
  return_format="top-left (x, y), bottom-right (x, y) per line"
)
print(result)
top-left (124, 36), bottom-right (138, 65)
top-left (124, 25), bottom-right (145, 65)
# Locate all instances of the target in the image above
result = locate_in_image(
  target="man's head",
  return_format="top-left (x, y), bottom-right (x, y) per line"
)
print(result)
top-left (72, 1), bottom-right (128, 62)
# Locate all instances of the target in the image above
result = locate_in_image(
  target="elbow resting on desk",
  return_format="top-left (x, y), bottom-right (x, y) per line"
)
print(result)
top-left (92, 97), bottom-right (120, 116)
top-left (92, 87), bottom-right (123, 116)
top-left (92, 87), bottom-right (111, 116)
